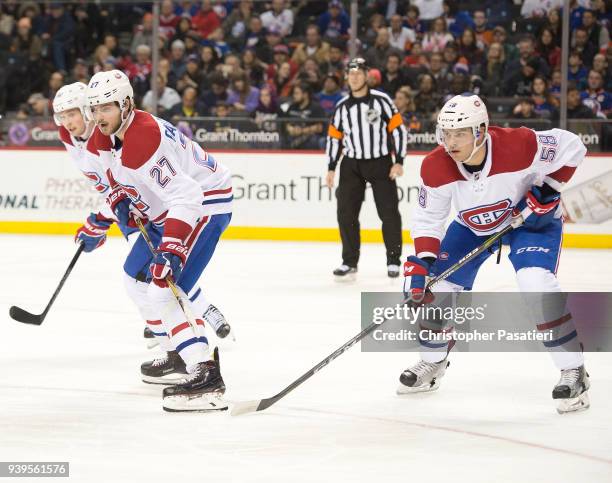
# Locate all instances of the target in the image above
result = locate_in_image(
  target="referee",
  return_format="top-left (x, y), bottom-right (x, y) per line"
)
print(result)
top-left (326, 57), bottom-right (408, 280)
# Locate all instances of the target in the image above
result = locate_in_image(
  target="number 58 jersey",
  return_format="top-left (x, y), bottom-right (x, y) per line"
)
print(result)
top-left (411, 126), bottom-right (587, 258)
top-left (92, 110), bottom-right (232, 236)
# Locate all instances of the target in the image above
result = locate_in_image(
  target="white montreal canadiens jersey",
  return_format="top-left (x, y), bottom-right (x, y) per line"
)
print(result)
top-left (58, 125), bottom-right (115, 220)
top-left (91, 110), bottom-right (232, 231)
top-left (411, 126), bottom-right (586, 258)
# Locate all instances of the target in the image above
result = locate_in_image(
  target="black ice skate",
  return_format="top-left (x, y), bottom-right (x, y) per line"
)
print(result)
top-left (387, 264), bottom-right (400, 278)
top-left (333, 264), bottom-right (357, 281)
top-left (162, 347), bottom-right (228, 412)
top-left (143, 326), bottom-right (160, 349)
top-left (204, 304), bottom-right (235, 341)
top-left (553, 365), bottom-right (590, 414)
top-left (397, 359), bottom-right (450, 394)
top-left (141, 351), bottom-right (187, 385)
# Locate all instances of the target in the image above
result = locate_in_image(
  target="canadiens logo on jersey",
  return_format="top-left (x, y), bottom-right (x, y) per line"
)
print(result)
top-left (459, 199), bottom-right (513, 232)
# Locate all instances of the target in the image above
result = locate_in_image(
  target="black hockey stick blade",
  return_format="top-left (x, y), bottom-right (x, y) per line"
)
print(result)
top-left (9, 244), bottom-right (85, 326)
top-left (9, 305), bottom-right (45, 325)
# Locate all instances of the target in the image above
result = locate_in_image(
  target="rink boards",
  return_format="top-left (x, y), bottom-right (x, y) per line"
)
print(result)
top-left (0, 148), bottom-right (611, 248)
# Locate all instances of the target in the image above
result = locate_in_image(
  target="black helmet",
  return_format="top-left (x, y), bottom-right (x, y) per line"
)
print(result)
top-left (346, 57), bottom-right (369, 73)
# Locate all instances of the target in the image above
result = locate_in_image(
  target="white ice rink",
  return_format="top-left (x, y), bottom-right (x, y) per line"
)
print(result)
top-left (1, 234), bottom-right (611, 483)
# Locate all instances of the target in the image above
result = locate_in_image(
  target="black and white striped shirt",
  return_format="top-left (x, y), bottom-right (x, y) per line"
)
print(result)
top-left (325, 89), bottom-right (408, 170)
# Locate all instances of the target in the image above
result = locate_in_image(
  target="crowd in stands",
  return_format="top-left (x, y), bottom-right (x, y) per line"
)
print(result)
top-left (1, 0), bottom-right (611, 148)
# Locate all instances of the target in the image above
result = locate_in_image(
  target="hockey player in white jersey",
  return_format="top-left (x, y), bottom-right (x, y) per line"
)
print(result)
top-left (53, 82), bottom-right (233, 385)
top-left (86, 69), bottom-right (232, 412)
top-left (399, 93), bottom-right (590, 414)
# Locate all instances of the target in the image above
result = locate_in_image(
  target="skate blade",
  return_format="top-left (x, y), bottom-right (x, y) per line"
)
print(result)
top-left (396, 380), bottom-right (441, 395)
top-left (334, 273), bottom-right (357, 283)
top-left (557, 392), bottom-right (590, 414)
top-left (146, 339), bottom-right (160, 350)
top-left (142, 374), bottom-right (187, 385)
top-left (163, 392), bottom-right (228, 412)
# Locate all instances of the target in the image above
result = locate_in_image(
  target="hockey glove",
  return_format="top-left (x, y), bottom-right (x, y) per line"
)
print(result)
top-left (403, 256), bottom-right (435, 304)
top-left (516, 185), bottom-right (560, 231)
top-left (150, 240), bottom-right (189, 287)
top-left (106, 186), bottom-right (148, 228)
top-left (75, 213), bottom-right (113, 252)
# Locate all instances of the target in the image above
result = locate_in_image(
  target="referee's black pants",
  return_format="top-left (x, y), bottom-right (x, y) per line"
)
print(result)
top-left (336, 155), bottom-right (402, 267)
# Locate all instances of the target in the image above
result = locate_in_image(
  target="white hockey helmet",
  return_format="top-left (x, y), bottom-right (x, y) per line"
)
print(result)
top-left (86, 69), bottom-right (134, 134)
top-left (52, 82), bottom-right (88, 126)
top-left (436, 93), bottom-right (489, 162)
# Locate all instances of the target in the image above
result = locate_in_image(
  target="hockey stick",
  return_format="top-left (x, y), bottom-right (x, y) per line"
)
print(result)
top-left (133, 218), bottom-right (199, 331)
top-left (9, 244), bottom-right (85, 326)
top-left (230, 215), bottom-right (526, 416)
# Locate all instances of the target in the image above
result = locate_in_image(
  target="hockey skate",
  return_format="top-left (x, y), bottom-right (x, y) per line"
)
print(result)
top-left (553, 365), bottom-right (590, 414)
top-left (397, 359), bottom-right (450, 394)
top-left (143, 327), bottom-right (160, 349)
top-left (141, 351), bottom-right (187, 385)
top-left (204, 304), bottom-right (235, 341)
top-left (333, 264), bottom-right (357, 281)
top-left (162, 347), bottom-right (228, 412)
top-left (387, 265), bottom-right (400, 278)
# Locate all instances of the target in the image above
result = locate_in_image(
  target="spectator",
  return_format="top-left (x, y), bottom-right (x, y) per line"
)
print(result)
top-left (199, 72), bottom-right (229, 110)
top-left (405, 5), bottom-right (426, 35)
top-left (298, 58), bottom-right (323, 91)
top-left (260, 0), bottom-right (294, 37)
top-left (414, 73), bottom-right (441, 115)
top-left (167, 86), bottom-right (208, 123)
top-left (511, 97), bottom-right (537, 119)
top-left (572, 26), bottom-right (598, 68)
top-left (159, 0), bottom-right (180, 40)
top-left (530, 75), bottom-right (559, 118)
top-left (280, 83), bottom-right (325, 149)
top-left (126, 44), bottom-right (153, 84)
top-left (267, 44), bottom-right (298, 82)
top-left (581, 9), bottom-right (610, 50)
top-left (365, 28), bottom-right (401, 70)
top-left (0, 6), bottom-right (14, 35)
top-left (537, 27), bottom-right (561, 70)
top-left (223, 0), bottom-right (253, 49)
top-left (102, 34), bottom-right (127, 68)
top-left (568, 50), bottom-right (588, 90)
top-left (245, 16), bottom-right (268, 60)
top-left (227, 70), bottom-right (260, 113)
top-left (422, 16), bottom-right (453, 53)
top-left (183, 32), bottom-right (201, 57)
top-left (317, 72), bottom-right (343, 115)
top-left (592, 53), bottom-right (612, 91)
top-left (550, 68), bottom-right (562, 99)
top-left (581, 69), bottom-right (612, 118)
top-left (473, 10), bottom-right (493, 46)
top-left (242, 48), bottom-right (265, 87)
top-left (170, 17), bottom-right (192, 44)
top-left (13, 16), bottom-right (42, 61)
top-left (71, 58), bottom-right (90, 84)
top-left (404, 42), bottom-right (428, 67)
top-left (458, 28), bottom-right (484, 68)
top-left (292, 25), bottom-right (330, 67)
top-left (27, 92), bottom-right (50, 117)
top-left (481, 42), bottom-right (506, 96)
top-left (504, 35), bottom-right (549, 84)
top-left (92, 45), bottom-right (112, 74)
top-left (213, 100), bottom-right (232, 118)
top-left (492, 26), bottom-right (518, 63)
top-left (545, 8), bottom-right (562, 44)
top-left (394, 86), bottom-right (422, 132)
top-left (268, 61), bottom-right (296, 98)
top-left (142, 73), bottom-right (181, 115)
top-left (47, 3), bottom-right (76, 73)
top-left (206, 27), bottom-right (231, 58)
top-left (45, 71), bottom-right (64, 101)
top-left (367, 68), bottom-right (383, 89)
top-left (318, 0), bottom-right (350, 39)
top-left (411, 0), bottom-right (444, 22)
top-left (388, 14), bottom-right (416, 51)
top-left (427, 52), bottom-right (450, 92)
top-left (201, 44), bottom-right (222, 80)
top-left (177, 54), bottom-right (206, 93)
top-left (253, 86), bottom-right (278, 131)
top-left (521, 0), bottom-right (562, 18)
top-left (504, 56), bottom-right (539, 96)
top-left (567, 85), bottom-right (596, 119)
top-left (381, 52), bottom-right (407, 97)
top-left (364, 13), bottom-right (386, 47)
top-left (192, 0), bottom-right (221, 40)
top-left (130, 12), bottom-right (154, 56)
top-left (169, 39), bottom-right (187, 83)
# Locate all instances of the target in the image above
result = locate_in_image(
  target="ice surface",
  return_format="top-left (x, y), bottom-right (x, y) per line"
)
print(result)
top-left (1, 234), bottom-right (611, 482)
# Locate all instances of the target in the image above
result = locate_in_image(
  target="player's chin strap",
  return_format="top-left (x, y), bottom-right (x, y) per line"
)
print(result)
top-left (113, 106), bottom-right (135, 136)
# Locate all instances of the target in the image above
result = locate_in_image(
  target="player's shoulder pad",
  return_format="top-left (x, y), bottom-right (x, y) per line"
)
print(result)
top-left (58, 126), bottom-right (73, 146)
top-left (122, 110), bottom-right (161, 170)
top-left (87, 127), bottom-right (112, 156)
top-left (420, 146), bottom-right (464, 188)
top-left (488, 126), bottom-right (538, 176)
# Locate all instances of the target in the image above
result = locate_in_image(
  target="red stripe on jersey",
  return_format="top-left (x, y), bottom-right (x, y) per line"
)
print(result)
top-left (122, 110), bottom-right (161, 170)
top-left (164, 218), bottom-right (193, 242)
top-left (59, 126), bottom-right (73, 146)
top-left (537, 313), bottom-right (572, 331)
top-left (185, 216), bottom-right (209, 248)
top-left (414, 236), bottom-right (441, 257)
top-left (420, 146), bottom-right (465, 188)
top-left (488, 127), bottom-right (538, 176)
top-left (204, 187), bottom-right (232, 196)
top-left (88, 126), bottom-right (112, 155)
top-left (548, 165), bottom-right (577, 184)
top-left (153, 211), bottom-right (169, 223)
